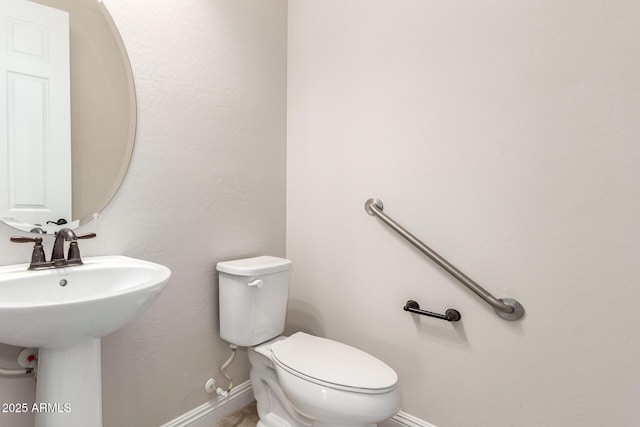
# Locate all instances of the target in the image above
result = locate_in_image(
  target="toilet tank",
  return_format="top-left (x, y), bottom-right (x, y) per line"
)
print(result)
top-left (217, 256), bottom-right (292, 347)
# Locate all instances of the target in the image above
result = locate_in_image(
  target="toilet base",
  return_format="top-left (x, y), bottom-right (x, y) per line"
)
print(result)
top-left (249, 341), bottom-right (311, 427)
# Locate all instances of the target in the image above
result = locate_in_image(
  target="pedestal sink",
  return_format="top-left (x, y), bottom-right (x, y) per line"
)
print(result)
top-left (0, 255), bottom-right (171, 427)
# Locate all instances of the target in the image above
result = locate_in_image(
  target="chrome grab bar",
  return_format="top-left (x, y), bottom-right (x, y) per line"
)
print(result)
top-left (365, 198), bottom-right (524, 321)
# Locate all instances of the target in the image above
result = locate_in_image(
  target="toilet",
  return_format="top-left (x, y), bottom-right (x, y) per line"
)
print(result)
top-left (217, 256), bottom-right (401, 427)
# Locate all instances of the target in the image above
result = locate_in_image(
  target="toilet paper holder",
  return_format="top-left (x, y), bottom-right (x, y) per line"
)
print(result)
top-left (403, 300), bottom-right (461, 322)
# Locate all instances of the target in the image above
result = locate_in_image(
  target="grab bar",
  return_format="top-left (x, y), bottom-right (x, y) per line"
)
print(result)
top-left (365, 198), bottom-right (524, 321)
top-left (404, 300), bottom-right (461, 322)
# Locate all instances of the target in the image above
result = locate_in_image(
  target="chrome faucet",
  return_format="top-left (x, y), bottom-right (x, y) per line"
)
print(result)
top-left (11, 228), bottom-right (97, 270)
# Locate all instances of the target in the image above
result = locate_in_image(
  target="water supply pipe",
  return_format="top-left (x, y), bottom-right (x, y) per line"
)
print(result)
top-left (217, 344), bottom-right (237, 398)
top-left (0, 367), bottom-right (33, 376)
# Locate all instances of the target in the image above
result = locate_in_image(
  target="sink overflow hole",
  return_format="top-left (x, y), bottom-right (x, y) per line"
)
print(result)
top-left (59, 279), bottom-right (68, 287)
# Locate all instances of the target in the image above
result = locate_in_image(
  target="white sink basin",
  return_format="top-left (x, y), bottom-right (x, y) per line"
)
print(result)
top-left (0, 255), bottom-right (170, 348)
top-left (0, 255), bottom-right (171, 427)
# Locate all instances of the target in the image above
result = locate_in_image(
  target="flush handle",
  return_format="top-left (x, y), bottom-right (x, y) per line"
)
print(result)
top-left (248, 279), bottom-right (264, 289)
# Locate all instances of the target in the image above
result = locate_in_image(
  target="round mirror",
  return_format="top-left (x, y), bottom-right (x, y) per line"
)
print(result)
top-left (0, 0), bottom-right (136, 233)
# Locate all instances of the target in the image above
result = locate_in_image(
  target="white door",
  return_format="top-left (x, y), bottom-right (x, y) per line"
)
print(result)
top-left (0, 0), bottom-right (71, 227)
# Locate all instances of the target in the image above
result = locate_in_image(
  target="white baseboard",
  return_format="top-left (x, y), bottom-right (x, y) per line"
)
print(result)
top-left (381, 411), bottom-right (438, 427)
top-left (160, 380), bottom-right (254, 427)
top-left (161, 380), bottom-right (436, 427)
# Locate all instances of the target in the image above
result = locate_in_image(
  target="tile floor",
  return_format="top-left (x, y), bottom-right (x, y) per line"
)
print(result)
top-left (214, 401), bottom-right (259, 427)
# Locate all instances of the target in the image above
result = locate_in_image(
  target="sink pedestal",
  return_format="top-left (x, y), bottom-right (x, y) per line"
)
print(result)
top-left (36, 339), bottom-right (102, 427)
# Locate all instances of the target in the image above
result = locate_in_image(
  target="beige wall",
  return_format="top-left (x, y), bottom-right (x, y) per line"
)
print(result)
top-left (0, 0), bottom-right (287, 426)
top-left (287, 1), bottom-right (640, 426)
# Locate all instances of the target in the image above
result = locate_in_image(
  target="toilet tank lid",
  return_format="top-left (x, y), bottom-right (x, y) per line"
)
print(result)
top-left (216, 256), bottom-right (291, 276)
top-left (270, 332), bottom-right (398, 391)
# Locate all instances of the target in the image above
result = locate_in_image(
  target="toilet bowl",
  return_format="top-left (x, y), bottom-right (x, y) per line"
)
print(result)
top-left (217, 256), bottom-right (401, 427)
top-left (271, 332), bottom-right (400, 426)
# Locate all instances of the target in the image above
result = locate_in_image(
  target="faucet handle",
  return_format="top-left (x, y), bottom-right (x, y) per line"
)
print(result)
top-left (10, 236), bottom-right (42, 244)
top-left (10, 236), bottom-right (48, 269)
top-left (76, 233), bottom-right (97, 240)
top-left (66, 233), bottom-right (96, 265)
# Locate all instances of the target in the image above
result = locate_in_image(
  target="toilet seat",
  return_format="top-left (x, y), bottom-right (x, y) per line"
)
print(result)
top-left (270, 332), bottom-right (398, 394)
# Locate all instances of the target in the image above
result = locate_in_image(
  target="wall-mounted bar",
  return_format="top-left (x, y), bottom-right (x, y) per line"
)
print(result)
top-left (365, 198), bottom-right (524, 321)
top-left (404, 300), bottom-right (461, 322)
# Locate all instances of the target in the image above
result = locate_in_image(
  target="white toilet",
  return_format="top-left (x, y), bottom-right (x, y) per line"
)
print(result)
top-left (217, 256), bottom-right (401, 427)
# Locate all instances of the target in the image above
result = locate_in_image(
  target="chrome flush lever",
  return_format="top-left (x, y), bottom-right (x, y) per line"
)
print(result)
top-left (248, 279), bottom-right (264, 288)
